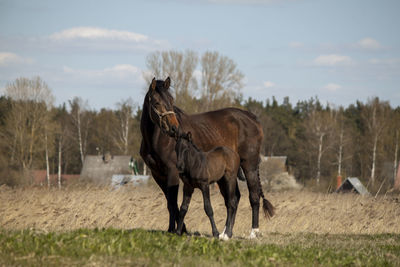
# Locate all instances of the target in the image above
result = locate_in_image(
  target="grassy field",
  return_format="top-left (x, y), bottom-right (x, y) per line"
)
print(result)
top-left (1, 185), bottom-right (400, 266)
top-left (1, 228), bottom-right (400, 266)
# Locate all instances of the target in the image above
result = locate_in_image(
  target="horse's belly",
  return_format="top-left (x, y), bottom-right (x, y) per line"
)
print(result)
top-left (180, 173), bottom-right (208, 188)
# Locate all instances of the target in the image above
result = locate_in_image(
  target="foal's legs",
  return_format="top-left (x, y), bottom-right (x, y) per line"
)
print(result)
top-left (224, 176), bottom-right (240, 238)
top-left (217, 176), bottom-right (240, 240)
top-left (217, 179), bottom-right (229, 239)
top-left (200, 184), bottom-right (219, 237)
top-left (177, 183), bottom-right (194, 235)
top-left (230, 181), bottom-right (241, 232)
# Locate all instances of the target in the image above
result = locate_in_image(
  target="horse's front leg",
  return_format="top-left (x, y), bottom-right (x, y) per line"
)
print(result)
top-left (150, 172), bottom-right (177, 233)
top-left (166, 167), bottom-right (186, 233)
top-left (201, 184), bottom-right (219, 238)
top-left (177, 183), bottom-right (194, 235)
top-left (166, 184), bottom-right (180, 233)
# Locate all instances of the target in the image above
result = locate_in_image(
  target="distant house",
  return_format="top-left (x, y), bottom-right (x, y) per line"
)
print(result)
top-left (258, 156), bottom-right (301, 191)
top-left (260, 156), bottom-right (288, 176)
top-left (80, 155), bottom-right (134, 185)
top-left (336, 177), bottom-right (370, 196)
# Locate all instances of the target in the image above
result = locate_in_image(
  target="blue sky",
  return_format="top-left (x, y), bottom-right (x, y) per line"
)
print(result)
top-left (1, 0), bottom-right (399, 110)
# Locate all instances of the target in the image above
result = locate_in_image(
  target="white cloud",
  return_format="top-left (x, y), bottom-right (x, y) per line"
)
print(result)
top-left (48, 27), bottom-right (169, 52)
top-left (313, 54), bottom-right (353, 66)
top-left (63, 64), bottom-right (143, 81)
top-left (356, 38), bottom-right (382, 50)
top-left (323, 83), bottom-right (342, 92)
top-left (50, 27), bottom-right (148, 42)
top-left (263, 81), bottom-right (275, 88)
top-left (0, 52), bottom-right (33, 66)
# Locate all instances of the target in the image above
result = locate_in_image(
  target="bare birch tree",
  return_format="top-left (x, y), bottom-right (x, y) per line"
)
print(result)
top-left (331, 108), bottom-right (353, 178)
top-left (113, 98), bottom-right (137, 155)
top-left (52, 105), bottom-right (69, 189)
top-left (3, 77), bottom-right (54, 180)
top-left (145, 50), bottom-right (244, 113)
top-left (200, 51), bottom-right (244, 111)
top-left (145, 50), bottom-right (199, 112)
top-left (69, 97), bottom-right (91, 166)
top-left (303, 108), bottom-right (335, 184)
top-left (361, 97), bottom-right (390, 185)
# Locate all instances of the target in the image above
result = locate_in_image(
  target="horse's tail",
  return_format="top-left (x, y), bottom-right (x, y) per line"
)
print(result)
top-left (257, 167), bottom-right (275, 219)
top-left (237, 167), bottom-right (246, 181)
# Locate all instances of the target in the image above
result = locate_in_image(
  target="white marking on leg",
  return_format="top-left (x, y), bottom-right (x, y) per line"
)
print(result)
top-left (249, 228), bottom-right (260, 239)
top-left (219, 233), bottom-right (230, 241)
top-left (219, 226), bottom-right (226, 240)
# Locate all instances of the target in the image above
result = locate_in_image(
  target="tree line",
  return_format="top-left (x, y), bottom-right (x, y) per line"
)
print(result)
top-left (244, 96), bottom-right (400, 192)
top-left (0, 50), bottom-right (399, 192)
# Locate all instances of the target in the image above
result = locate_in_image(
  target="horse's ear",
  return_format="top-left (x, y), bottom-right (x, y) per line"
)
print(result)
top-left (164, 77), bottom-right (171, 90)
top-left (151, 77), bottom-right (156, 91)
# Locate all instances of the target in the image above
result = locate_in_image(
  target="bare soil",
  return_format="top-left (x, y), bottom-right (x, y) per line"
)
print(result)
top-left (1, 182), bottom-right (400, 237)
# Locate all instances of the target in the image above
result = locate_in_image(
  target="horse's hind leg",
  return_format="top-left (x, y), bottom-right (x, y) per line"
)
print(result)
top-left (201, 184), bottom-right (219, 237)
top-left (241, 160), bottom-right (262, 237)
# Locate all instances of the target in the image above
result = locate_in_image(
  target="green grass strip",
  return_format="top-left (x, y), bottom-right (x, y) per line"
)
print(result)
top-left (1, 228), bottom-right (399, 266)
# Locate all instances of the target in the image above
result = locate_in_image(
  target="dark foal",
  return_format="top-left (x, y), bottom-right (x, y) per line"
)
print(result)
top-left (175, 131), bottom-right (241, 240)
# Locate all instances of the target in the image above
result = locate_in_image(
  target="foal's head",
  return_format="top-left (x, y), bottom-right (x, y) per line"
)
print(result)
top-left (174, 131), bottom-right (194, 173)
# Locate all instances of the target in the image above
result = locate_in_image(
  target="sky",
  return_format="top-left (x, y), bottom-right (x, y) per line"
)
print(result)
top-left (1, 0), bottom-right (399, 110)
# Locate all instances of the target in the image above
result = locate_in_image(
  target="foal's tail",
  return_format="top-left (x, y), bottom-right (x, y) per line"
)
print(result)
top-left (257, 168), bottom-right (275, 219)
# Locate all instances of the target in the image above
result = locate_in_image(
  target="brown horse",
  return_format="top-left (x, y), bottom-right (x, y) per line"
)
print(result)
top-left (140, 77), bottom-right (274, 237)
top-left (175, 131), bottom-right (241, 239)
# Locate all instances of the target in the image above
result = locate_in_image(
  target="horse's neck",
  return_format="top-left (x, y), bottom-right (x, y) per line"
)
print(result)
top-left (141, 104), bottom-right (154, 138)
top-left (141, 102), bottom-right (167, 151)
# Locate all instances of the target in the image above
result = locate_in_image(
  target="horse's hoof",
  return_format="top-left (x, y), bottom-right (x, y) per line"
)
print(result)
top-left (219, 233), bottom-right (230, 241)
top-left (249, 228), bottom-right (261, 239)
top-left (218, 227), bottom-right (230, 240)
top-left (212, 232), bottom-right (220, 238)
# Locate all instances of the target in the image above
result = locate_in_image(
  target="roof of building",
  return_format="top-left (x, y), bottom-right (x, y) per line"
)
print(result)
top-left (336, 177), bottom-right (370, 196)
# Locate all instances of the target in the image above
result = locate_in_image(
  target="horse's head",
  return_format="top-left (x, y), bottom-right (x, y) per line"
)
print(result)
top-left (174, 131), bottom-right (192, 173)
top-left (147, 77), bottom-right (179, 136)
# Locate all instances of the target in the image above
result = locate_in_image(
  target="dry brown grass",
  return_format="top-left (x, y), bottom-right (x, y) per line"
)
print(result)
top-left (1, 183), bottom-right (400, 237)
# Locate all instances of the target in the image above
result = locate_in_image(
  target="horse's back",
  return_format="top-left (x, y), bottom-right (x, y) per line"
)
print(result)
top-left (184, 107), bottom-right (263, 157)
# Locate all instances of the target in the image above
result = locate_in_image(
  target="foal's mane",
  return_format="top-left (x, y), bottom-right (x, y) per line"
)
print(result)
top-left (179, 133), bottom-right (201, 152)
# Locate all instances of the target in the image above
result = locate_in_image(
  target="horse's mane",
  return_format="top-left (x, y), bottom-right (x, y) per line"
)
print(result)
top-left (186, 143), bottom-right (206, 176)
top-left (173, 105), bottom-right (185, 116)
